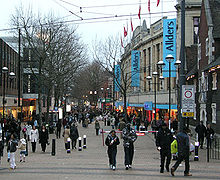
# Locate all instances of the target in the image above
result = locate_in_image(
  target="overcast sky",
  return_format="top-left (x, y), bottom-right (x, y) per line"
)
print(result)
top-left (0, 0), bottom-right (177, 54)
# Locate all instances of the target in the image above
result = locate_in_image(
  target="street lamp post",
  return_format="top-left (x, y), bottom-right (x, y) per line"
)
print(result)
top-left (158, 55), bottom-right (181, 129)
top-left (89, 90), bottom-right (97, 108)
top-left (101, 88), bottom-right (109, 112)
top-left (1, 67), bottom-right (16, 143)
top-left (147, 69), bottom-right (164, 121)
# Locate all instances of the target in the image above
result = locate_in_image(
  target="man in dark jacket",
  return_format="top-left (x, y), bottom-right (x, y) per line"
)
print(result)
top-left (70, 123), bottom-right (79, 149)
top-left (122, 123), bottom-right (137, 170)
top-left (206, 123), bottom-right (214, 149)
top-left (171, 127), bottom-right (192, 177)
top-left (156, 122), bottom-right (174, 173)
top-left (39, 126), bottom-right (49, 152)
top-left (195, 121), bottom-right (206, 149)
top-left (105, 130), bottom-right (120, 171)
top-left (56, 120), bottom-right (62, 139)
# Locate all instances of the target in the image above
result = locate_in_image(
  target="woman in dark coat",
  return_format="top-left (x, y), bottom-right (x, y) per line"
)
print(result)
top-left (39, 126), bottom-right (49, 152)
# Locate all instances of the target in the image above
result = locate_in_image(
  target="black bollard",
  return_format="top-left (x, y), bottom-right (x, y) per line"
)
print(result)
top-left (83, 135), bottom-right (86, 149)
top-left (67, 138), bottom-right (71, 153)
top-left (78, 137), bottom-right (82, 151)
top-left (51, 139), bottom-right (56, 156)
top-left (194, 141), bottom-right (199, 161)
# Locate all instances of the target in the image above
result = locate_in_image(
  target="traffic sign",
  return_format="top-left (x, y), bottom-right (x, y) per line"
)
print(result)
top-left (182, 112), bottom-right (194, 117)
top-left (182, 85), bottom-right (195, 117)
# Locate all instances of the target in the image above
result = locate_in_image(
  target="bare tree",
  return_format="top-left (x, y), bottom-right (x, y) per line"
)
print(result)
top-left (11, 6), bottom-right (87, 123)
top-left (71, 61), bottom-right (108, 105)
top-left (93, 35), bottom-right (135, 121)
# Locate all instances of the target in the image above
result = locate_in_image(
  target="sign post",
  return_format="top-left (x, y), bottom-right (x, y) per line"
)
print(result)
top-left (182, 85), bottom-right (195, 117)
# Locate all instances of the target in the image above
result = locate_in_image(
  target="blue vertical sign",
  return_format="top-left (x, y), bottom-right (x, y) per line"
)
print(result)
top-left (114, 64), bottom-right (120, 92)
top-left (131, 50), bottom-right (140, 87)
top-left (162, 19), bottom-right (177, 77)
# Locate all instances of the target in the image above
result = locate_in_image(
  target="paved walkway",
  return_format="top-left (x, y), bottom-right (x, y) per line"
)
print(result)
top-left (0, 122), bottom-right (220, 180)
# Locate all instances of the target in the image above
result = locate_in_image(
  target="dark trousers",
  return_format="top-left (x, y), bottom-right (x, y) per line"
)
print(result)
top-left (172, 153), bottom-right (190, 174)
top-left (71, 139), bottom-right (77, 149)
top-left (31, 142), bottom-right (36, 152)
top-left (96, 129), bottom-right (99, 136)
top-left (160, 148), bottom-right (171, 170)
top-left (124, 143), bottom-right (134, 166)
top-left (57, 129), bottom-right (61, 139)
top-left (108, 148), bottom-right (117, 166)
top-left (41, 143), bottom-right (46, 152)
top-left (198, 135), bottom-right (204, 148)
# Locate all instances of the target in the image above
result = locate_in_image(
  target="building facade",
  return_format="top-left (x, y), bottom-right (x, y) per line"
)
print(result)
top-left (0, 38), bottom-right (20, 119)
top-left (119, 18), bottom-right (178, 122)
top-left (197, 0), bottom-right (220, 133)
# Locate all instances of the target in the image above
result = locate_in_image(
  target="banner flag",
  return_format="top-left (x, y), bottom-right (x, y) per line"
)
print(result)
top-left (131, 50), bottom-right (140, 87)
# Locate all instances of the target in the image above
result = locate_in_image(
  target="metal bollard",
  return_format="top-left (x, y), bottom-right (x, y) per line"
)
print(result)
top-left (194, 141), bottom-right (199, 161)
top-left (83, 135), bottom-right (86, 149)
top-left (78, 137), bottom-right (82, 151)
top-left (67, 138), bottom-right (71, 153)
top-left (51, 139), bottom-right (56, 156)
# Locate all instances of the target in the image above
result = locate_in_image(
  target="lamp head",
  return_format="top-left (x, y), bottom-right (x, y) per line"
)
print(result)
top-left (175, 60), bottom-right (181, 66)
top-left (152, 71), bottom-right (159, 76)
top-left (2, 67), bottom-right (8, 73)
top-left (165, 54), bottom-right (174, 62)
top-left (146, 75), bottom-right (152, 81)
top-left (9, 72), bottom-right (16, 79)
top-left (157, 60), bottom-right (165, 68)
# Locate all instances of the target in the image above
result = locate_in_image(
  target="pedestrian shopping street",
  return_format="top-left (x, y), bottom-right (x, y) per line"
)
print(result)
top-left (0, 122), bottom-right (220, 180)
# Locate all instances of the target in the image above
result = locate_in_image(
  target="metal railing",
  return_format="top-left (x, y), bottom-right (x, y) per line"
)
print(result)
top-left (207, 136), bottom-right (220, 162)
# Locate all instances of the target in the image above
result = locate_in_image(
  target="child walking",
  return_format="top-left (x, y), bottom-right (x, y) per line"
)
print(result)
top-left (7, 134), bottom-right (18, 170)
top-left (18, 138), bottom-right (26, 162)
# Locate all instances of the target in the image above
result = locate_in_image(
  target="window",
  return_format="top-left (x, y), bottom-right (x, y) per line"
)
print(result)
top-left (148, 47), bottom-right (151, 75)
top-left (204, 76), bottom-right (208, 91)
top-left (198, 78), bottom-right (201, 92)
top-left (156, 43), bottom-right (160, 61)
top-left (212, 72), bottom-right (217, 90)
top-left (193, 17), bottom-right (200, 44)
top-left (43, 97), bottom-right (46, 107)
top-left (198, 43), bottom-right (201, 61)
top-left (194, 103), bottom-right (196, 120)
top-left (211, 103), bottom-right (216, 124)
top-left (206, 38), bottom-right (209, 56)
top-left (160, 79), bottom-right (164, 90)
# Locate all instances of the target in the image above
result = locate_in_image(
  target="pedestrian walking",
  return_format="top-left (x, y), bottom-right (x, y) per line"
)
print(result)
top-left (206, 123), bottom-right (214, 149)
top-left (151, 119), bottom-right (158, 139)
top-left (171, 118), bottom-right (178, 133)
top-left (22, 123), bottom-right (27, 139)
top-left (63, 125), bottom-right (70, 150)
top-left (111, 116), bottom-right (115, 129)
top-left (105, 130), bottom-right (120, 171)
top-left (156, 122), bottom-right (174, 173)
top-left (122, 123), bottom-right (137, 170)
top-left (95, 119), bottom-right (100, 136)
top-left (18, 138), bottom-right (26, 162)
top-left (56, 120), bottom-right (62, 139)
top-left (30, 126), bottom-right (39, 153)
top-left (171, 127), bottom-right (192, 177)
top-left (39, 126), bottom-right (49, 152)
top-left (70, 123), bottom-right (79, 149)
top-left (7, 134), bottom-right (18, 170)
top-left (119, 119), bottom-right (126, 139)
top-left (195, 121), bottom-right (206, 149)
top-left (26, 122), bottom-right (32, 141)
